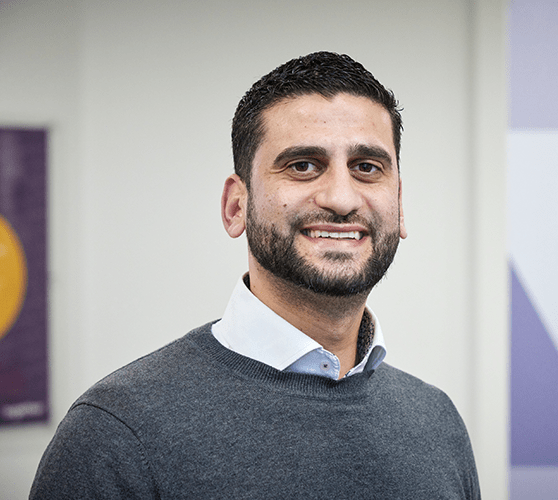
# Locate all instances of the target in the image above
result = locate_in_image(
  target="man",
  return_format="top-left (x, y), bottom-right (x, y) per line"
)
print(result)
top-left (31, 52), bottom-right (481, 499)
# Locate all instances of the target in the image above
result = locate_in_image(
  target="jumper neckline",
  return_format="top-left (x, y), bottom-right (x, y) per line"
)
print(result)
top-left (186, 322), bottom-right (379, 398)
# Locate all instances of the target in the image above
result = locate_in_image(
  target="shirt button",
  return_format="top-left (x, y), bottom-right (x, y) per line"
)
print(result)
top-left (320, 361), bottom-right (330, 371)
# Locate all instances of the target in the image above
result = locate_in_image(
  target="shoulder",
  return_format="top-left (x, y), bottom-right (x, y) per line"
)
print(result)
top-left (31, 323), bottom-right (222, 498)
top-left (369, 364), bottom-right (480, 498)
top-left (375, 362), bottom-right (454, 400)
top-left (30, 403), bottom-right (159, 499)
top-left (372, 363), bottom-right (468, 431)
top-left (72, 322), bottom-right (219, 421)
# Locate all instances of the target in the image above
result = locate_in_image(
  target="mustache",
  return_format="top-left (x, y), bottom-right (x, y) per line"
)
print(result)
top-left (290, 210), bottom-right (377, 232)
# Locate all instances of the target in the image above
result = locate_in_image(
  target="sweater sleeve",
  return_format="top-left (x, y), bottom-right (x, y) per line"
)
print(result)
top-left (438, 390), bottom-right (482, 500)
top-left (29, 403), bottom-right (160, 499)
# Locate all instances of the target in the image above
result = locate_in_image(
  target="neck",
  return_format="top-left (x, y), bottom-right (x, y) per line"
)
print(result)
top-left (248, 260), bottom-right (369, 378)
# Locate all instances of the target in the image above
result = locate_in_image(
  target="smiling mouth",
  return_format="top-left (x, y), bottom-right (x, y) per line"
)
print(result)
top-left (301, 229), bottom-right (365, 240)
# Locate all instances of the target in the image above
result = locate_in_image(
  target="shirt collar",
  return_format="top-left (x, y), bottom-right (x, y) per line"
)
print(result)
top-left (212, 274), bottom-right (387, 374)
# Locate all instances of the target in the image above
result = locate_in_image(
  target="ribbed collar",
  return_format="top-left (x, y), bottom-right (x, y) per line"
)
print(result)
top-left (188, 323), bottom-right (380, 397)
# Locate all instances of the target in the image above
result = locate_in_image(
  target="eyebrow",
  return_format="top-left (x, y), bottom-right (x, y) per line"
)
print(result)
top-left (348, 144), bottom-right (393, 169)
top-left (273, 146), bottom-right (328, 167)
top-left (273, 144), bottom-right (394, 170)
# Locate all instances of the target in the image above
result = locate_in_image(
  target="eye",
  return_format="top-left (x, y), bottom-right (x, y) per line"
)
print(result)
top-left (350, 162), bottom-right (382, 181)
top-left (290, 161), bottom-right (317, 173)
top-left (353, 162), bottom-right (378, 173)
top-left (287, 161), bottom-right (322, 179)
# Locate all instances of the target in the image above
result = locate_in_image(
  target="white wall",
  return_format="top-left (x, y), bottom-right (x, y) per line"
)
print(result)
top-left (0, 0), bottom-right (508, 498)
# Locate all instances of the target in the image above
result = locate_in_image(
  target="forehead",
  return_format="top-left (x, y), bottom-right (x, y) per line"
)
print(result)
top-left (258, 93), bottom-right (396, 159)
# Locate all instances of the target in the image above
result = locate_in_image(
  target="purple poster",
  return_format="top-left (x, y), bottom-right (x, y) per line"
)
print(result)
top-left (508, 0), bottom-right (558, 497)
top-left (0, 128), bottom-right (49, 425)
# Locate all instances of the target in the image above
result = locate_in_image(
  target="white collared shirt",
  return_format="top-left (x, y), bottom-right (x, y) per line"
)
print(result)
top-left (212, 275), bottom-right (386, 380)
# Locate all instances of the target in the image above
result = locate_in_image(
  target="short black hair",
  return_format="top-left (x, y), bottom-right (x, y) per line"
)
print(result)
top-left (232, 51), bottom-right (402, 188)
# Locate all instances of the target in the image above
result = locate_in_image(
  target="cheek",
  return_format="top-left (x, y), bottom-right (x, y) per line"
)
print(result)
top-left (265, 190), bottom-right (301, 215)
top-left (384, 200), bottom-right (401, 222)
top-left (364, 193), bottom-right (400, 223)
top-left (250, 190), bottom-right (290, 224)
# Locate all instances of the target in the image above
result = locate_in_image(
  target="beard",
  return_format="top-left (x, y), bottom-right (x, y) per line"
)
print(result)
top-left (245, 195), bottom-right (401, 297)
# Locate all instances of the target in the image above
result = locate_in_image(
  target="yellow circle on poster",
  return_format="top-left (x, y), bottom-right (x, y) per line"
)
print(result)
top-left (0, 215), bottom-right (27, 340)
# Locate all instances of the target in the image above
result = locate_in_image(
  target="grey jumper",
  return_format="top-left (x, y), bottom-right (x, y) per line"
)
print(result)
top-left (30, 322), bottom-right (481, 499)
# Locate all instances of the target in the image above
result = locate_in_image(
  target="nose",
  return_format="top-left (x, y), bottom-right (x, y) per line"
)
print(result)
top-left (313, 165), bottom-right (362, 216)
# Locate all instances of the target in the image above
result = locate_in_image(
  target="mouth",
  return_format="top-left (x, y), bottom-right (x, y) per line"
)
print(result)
top-left (301, 229), bottom-right (365, 240)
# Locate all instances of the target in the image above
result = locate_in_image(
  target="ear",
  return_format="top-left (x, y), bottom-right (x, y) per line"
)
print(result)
top-left (398, 177), bottom-right (407, 239)
top-left (221, 174), bottom-right (247, 238)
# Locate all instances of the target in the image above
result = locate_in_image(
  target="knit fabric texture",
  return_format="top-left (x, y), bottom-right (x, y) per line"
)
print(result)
top-left (30, 322), bottom-right (481, 499)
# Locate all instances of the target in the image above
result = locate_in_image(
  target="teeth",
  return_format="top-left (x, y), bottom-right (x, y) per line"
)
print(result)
top-left (306, 229), bottom-right (363, 240)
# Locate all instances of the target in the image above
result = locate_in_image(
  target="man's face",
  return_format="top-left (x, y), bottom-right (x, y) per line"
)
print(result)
top-left (244, 92), bottom-right (406, 296)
